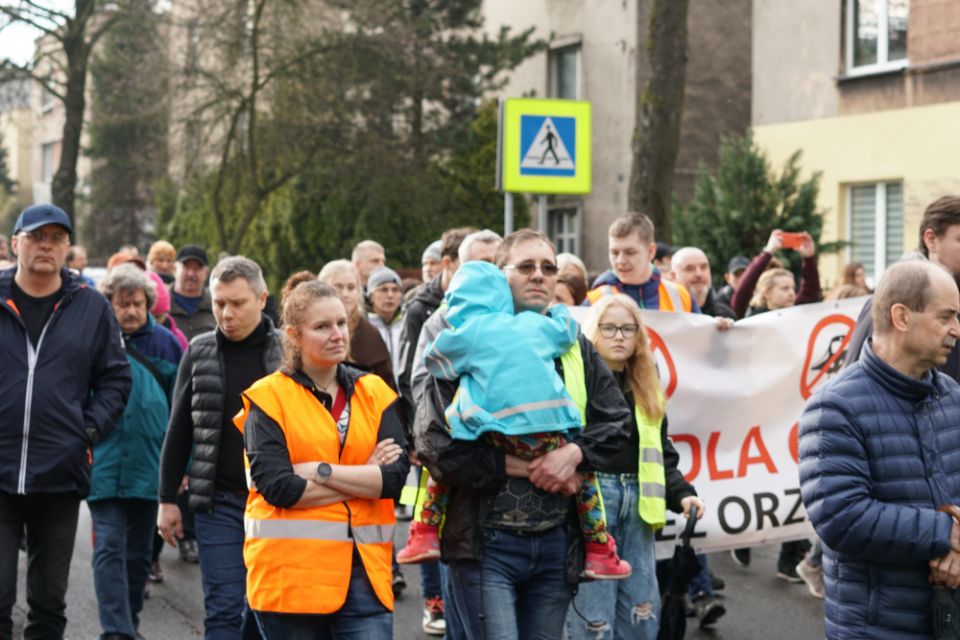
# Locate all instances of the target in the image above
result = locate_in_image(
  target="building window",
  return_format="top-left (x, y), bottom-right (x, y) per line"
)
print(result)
top-left (41, 142), bottom-right (57, 183)
top-left (847, 182), bottom-right (903, 284)
top-left (548, 205), bottom-right (579, 255)
top-left (846, 0), bottom-right (908, 75)
top-left (549, 44), bottom-right (580, 100)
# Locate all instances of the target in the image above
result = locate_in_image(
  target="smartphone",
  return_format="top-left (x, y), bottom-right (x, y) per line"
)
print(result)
top-left (780, 232), bottom-right (805, 250)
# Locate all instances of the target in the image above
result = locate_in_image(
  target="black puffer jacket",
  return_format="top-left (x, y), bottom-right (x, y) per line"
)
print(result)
top-left (159, 319), bottom-right (281, 512)
top-left (417, 334), bottom-right (631, 585)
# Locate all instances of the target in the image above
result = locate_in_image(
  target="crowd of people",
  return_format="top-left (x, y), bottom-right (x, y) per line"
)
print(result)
top-left (2, 195), bottom-right (960, 639)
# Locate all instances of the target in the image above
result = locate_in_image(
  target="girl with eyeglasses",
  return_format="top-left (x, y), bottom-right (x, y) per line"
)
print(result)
top-left (568, 293), bottom-right (705, 640)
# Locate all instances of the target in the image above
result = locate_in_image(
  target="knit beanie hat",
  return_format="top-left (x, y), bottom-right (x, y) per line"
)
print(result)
top-left (421, 240), bottom-right (442, 263)
top-left (366, 266), bottom-right (402, 295)
top-left (147, 271), bottom-right (171, 315)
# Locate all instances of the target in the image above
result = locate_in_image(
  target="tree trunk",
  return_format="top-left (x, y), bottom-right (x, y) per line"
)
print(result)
top-left (627, 0), bottom-right (689, 243)
top-left (51, 0), bottom-right (96, 225)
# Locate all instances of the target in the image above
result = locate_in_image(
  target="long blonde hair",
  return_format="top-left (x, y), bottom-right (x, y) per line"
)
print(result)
top-left (750, 267), bottom-right (794, 309)
top-left (583, 294), bottom-right (664, 420)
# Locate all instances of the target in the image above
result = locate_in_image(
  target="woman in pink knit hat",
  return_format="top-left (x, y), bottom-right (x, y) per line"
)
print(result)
top-left (147, 271), bottom-right (188, 350)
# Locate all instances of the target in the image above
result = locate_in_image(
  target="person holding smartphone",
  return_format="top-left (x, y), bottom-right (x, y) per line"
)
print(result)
top-left (729, 229), bottom-right (821, 319)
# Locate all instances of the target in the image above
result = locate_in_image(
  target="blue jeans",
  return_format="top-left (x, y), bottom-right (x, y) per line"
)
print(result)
top-left (194, 491), bottom-right (260, 640)
top-left (253, 549), bottom-right (391, 639)
top-left (89, 498), bottom-right (157, 639)
top-left (567, 473), bottom-right (660, 640)
top-left (419, 561), bottom-right (467, 639)
top-left (0, 491), bottom-right (80, 640)
top-left (450, 526), bottom-right (572, 640)
top-left (686, 555), bottom-right (714, 599)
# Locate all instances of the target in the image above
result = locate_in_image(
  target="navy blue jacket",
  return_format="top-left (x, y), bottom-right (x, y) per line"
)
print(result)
top-left (799, 340), bottom-right (960, 639)
top-left (0, 267), bottom-right (131, 496)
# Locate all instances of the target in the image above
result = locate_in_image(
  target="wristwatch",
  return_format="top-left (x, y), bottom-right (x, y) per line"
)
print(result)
top-left (315, 462), bottom-right (332, 485)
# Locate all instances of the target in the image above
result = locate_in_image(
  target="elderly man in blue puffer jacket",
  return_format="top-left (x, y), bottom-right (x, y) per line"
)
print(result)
top-left (800, 260), bottom-right (960, 639)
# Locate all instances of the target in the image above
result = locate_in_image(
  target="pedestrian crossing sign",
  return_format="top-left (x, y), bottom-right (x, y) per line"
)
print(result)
top-left (498, 98), bottom-right (591, 195)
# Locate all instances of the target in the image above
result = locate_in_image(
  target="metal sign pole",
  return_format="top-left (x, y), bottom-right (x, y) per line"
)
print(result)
top-left (538, 195), bottom-right (547, 233)
top-left (504, 192), bottom-right (514, 235)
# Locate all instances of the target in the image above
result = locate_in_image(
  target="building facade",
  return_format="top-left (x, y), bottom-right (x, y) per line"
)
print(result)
top-left (753, 0), bottom-right (960, 287)
top-left (482, 0), bottom-right (752, 273)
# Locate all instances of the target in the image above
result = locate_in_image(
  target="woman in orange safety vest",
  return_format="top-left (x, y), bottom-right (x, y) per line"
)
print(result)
top-left (233, 279), bottom-right (410, 638)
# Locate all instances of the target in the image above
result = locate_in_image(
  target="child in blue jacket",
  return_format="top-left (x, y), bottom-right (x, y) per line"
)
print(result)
top-left (397, 261), bottom-right (630, 580)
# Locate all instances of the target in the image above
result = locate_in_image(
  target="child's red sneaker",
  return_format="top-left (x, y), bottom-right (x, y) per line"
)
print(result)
top-left (397, 521), bottom-right (441, 564)
top-left (584, 537), bottom-right (632, 580)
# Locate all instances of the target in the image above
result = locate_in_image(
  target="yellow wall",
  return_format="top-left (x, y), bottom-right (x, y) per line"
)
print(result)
top-left (753, 100), bottom-right (960, 288)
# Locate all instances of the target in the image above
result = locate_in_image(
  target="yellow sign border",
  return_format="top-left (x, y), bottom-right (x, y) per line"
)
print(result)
top-left (500, 98), bottom-right (592, 195)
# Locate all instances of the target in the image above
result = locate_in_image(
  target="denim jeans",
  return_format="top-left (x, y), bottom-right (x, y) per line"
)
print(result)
top-left (450, 525), bottom-right (572, 640)
top-left (253, 549), bottom-right (391, 640)
top-left (686, 555), bottom-right (714, 599)
top-left (88, 498), bottom-right (157, 639)
top-left (0, 491), bottom-right (80, 640)
top-left (194, 491), bottom-right (260, 640)
top-left (567, 473), bottom-right (660, 640)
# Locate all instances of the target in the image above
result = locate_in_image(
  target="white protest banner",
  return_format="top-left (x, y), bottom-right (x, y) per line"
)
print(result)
top-left (572, 296), bottom-right (868, 559)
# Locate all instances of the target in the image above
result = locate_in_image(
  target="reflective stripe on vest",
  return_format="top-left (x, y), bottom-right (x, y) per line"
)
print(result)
top-left (244, 518), bottom-right (395, 544)
top-left (233, 371), bottom-right (398, 615)
top-left (635, 399), bottom-right (667, 529)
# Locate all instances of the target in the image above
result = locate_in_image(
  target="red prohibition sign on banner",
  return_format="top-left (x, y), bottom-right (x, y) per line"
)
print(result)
top-left (646, 327), bottom-right (677, 400)
top-left (799, 314), bottom-right (857, 400)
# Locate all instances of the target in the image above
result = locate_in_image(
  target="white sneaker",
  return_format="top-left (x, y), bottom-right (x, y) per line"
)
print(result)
top-left (422, 597), bottom-right (446, 636)
top-left (796, 557), bottom-right (824, 599)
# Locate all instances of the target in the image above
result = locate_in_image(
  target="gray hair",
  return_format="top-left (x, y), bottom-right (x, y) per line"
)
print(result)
top-left (458, 229), bottom-right (502, 263)
top-left (99, 263), bottom-right (157, 310)
top-left (871, 261), bottom-right (944, 334)
top-left (210, 255), bottom-right (267, 296)
top-left (556, 252), bottom-right (587, 282)
top-left (351, 239), bottom-right (385, 262)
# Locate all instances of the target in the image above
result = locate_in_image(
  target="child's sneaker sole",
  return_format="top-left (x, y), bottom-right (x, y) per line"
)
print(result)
top-left (396, 550), bottom-right (441, 564)
top-left (582, 569), bottom-right (632, 580)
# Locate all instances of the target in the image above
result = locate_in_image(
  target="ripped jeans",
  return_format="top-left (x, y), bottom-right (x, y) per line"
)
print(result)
top-left (567, 473), bottom-right (659, 640)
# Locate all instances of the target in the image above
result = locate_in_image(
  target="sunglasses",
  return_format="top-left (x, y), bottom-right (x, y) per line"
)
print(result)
top-left (503, 261), bottom-right (560, 277)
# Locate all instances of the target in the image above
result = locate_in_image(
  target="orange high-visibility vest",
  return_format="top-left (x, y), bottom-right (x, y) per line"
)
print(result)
top-left (586, 279), bottom-right (693, 312)
top-left (233, 370), bottom-right (397, 614)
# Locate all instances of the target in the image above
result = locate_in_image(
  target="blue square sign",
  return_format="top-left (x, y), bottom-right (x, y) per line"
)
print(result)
top-left (519, 115), bottom-right (576, 177)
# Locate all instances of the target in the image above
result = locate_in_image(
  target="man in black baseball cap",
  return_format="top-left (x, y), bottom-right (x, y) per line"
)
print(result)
top-left (717, 255), bottom-right (750, 309)
top-left (0, 203), bottom-right (131, 636)
top-left (170, 244), bottom-right (215, 341)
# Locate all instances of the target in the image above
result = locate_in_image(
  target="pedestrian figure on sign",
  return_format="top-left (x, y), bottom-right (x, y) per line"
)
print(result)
top-left (540, 125), bottom-right (560, 165)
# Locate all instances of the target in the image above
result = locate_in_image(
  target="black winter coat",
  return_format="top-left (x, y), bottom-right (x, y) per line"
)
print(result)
top-left (397, 275), bottom-right (444, 435)
top-left (417, 334), bottom-right (631, 585)
top-left (0, 267), bottom-right (131, 496)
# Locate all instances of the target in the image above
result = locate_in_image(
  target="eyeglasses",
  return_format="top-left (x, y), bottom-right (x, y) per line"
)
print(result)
top-left (21, 229), bottom-right (69, 245)
top-left (503, 261), bottom-right (560, 277)
top-left (598, 323), bottom-right (640, 339)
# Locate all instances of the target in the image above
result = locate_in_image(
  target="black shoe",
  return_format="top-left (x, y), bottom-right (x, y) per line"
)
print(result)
top-left (730, 547), bottom-right (750, 567)
top-left (710, 571), bottom-right (725, 591)
top-left (178, 539), bottom-right (199, 564)
top-left (693, 593), bottom-right (726, 628)
top-left (392, 569), bottom-right (407, 597)
top-left (777, 559), bottom-right (804, 583)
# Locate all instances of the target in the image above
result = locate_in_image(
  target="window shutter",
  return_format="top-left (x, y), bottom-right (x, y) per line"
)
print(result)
top-left (884, 182), bottom-right (904, 267)
top-left (850, 185), bottom-right (877, 278)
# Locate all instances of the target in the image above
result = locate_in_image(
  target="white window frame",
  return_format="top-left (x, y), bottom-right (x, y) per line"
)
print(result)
top-left (845, 182), bottom-right (902, 286)
top-left (845, 0), bottom-right (909, 77)
top-left (41, 142), bottom-right (56, 183)
top-left (549, 40), bottom-right (582, 101)
top-left (547, 203), bottom-right (581, 256)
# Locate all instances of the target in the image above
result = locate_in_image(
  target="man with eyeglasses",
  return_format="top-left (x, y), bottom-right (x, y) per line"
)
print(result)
top-left (0, 204), bottom-right (132, 638)
top-left (417, 229), bottom-right (631, 640)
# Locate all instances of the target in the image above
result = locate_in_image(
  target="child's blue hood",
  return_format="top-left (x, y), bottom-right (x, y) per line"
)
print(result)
top-left (445, 261), bottom-right (513, 328)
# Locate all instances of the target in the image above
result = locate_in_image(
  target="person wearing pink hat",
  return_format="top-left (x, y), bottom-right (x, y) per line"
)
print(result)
top-left (147, 271), bottom-right (188, 351)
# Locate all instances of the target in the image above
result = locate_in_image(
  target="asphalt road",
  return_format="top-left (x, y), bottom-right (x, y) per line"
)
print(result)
top-left (12, 504), bottom-right (823, 639)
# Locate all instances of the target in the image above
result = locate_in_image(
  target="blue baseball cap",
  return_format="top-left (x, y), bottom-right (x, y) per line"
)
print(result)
top-left (13, 204), bottom-right (73, 235)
